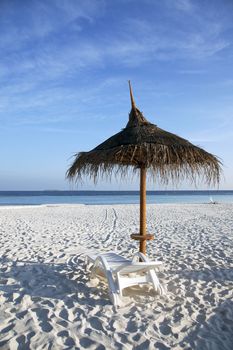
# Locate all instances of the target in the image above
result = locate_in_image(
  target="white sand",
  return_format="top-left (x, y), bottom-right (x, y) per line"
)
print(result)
top-left (0, 203), bottom-right (233, 349)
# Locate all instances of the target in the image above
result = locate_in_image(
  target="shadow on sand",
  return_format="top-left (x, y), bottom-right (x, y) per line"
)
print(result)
top-left (179, 267), bottom-right (233, 283)
top-left (163, 266), bottom-right (233, 350)
top-left (180, 299), bottom-right (233, 350)
top-left (0, 255), bottom-right (109, 307)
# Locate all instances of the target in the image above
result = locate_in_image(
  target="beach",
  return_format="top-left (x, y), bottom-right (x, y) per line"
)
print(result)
top-left (0, 203), bottom-right (233, 349)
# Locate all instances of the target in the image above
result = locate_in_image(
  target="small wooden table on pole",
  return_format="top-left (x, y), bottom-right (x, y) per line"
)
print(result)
top-left (130, 166), bottom-right (154, 255)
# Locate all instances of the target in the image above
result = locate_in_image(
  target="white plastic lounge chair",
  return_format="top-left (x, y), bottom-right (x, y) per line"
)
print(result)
top-left (86, 251), bottom-right (164, 306)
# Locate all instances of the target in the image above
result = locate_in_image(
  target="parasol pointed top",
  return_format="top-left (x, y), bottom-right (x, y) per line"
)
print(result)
top-left (126, 81), bottom-right (151, 128)
top-left (128, 80), bottom-right (137, 112)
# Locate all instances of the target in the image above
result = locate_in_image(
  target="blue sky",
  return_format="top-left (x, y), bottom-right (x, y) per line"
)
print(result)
top-left (1, 0), bottom-right (233, 190)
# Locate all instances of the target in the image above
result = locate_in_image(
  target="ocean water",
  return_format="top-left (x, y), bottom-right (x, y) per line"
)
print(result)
top-left (0, 191), bottom-right (233, 206)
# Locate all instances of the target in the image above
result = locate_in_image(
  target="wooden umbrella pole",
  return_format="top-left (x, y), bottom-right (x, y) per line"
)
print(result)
top-left (140, 166), bottom-right (147, 254)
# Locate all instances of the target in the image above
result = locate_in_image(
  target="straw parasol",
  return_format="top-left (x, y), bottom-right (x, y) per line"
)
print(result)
top-left (67, 82), bottom-right (221, 255)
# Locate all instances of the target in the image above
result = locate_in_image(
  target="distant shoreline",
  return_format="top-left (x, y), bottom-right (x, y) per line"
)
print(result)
top-left (1, 190), bottom-right (233, 196)
top-left (1, 190), bottom-right (233, 206)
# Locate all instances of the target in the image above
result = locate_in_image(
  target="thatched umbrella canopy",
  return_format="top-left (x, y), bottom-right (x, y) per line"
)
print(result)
top-left (67, 82), bottom-right (221, 255)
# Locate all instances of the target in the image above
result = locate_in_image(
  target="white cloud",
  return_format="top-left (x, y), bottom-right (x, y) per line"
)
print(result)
top-left (169, 0), bottom-right (194, 12)
top-left (0, 0), bottom-right (232, 129)
top-left (0, 0), bottom-right (230, 92)
top-left (0, 0), bottom-right (105, 47)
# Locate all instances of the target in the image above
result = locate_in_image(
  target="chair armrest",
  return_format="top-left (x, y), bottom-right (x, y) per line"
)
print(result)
top-left (132, 252), bottom-right (150, 262)
top-left (132, 252), bottom-right (163, 266)
top-left (93, 255), bottom-right (111, 272)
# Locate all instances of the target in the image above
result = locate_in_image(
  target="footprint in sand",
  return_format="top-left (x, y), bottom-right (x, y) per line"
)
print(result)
top-left (57, 330), bottom-right (75, 347)
top-left (41, 299), bottom-right (55, 308)
top-left (57, 320), bottom-right (68, 327)
top-left (16, 335), bottom-right (29, 350)
top-left (1, 322), bottom-right (15, 334)
top-left (126, 321), bottom-right (138, 333)
top-left (159, 323), bottom-right (172, 336)
top-left (16, 331), bottom-right (36, 350)
top-left (79, 337), bottom-right (96, 348)
top-left (16, 310), bottom-right (28, 319)
top-left (89, 316), bottom-right (104, 332)
top-left (31, 307), bottom-right (53, 332)
top-left (59, 308), bottom-right (69, 320)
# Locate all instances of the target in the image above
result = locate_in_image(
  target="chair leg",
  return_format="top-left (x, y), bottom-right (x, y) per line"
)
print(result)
top-left (109, 290), bottom-right (120, 307)
top-left (116, 272), bottom-right (123, 297)
top-left (105, 270), bottom-right (120, 306)
top-left (149, 270), bottom-right (165, 295)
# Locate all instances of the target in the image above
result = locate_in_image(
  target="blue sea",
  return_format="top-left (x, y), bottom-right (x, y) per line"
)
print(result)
top-left (0, 191), bottom-right (233, 206)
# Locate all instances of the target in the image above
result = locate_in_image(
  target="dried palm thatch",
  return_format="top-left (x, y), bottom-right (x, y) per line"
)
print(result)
top-left (67, 82), bottom-right (221, 186)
